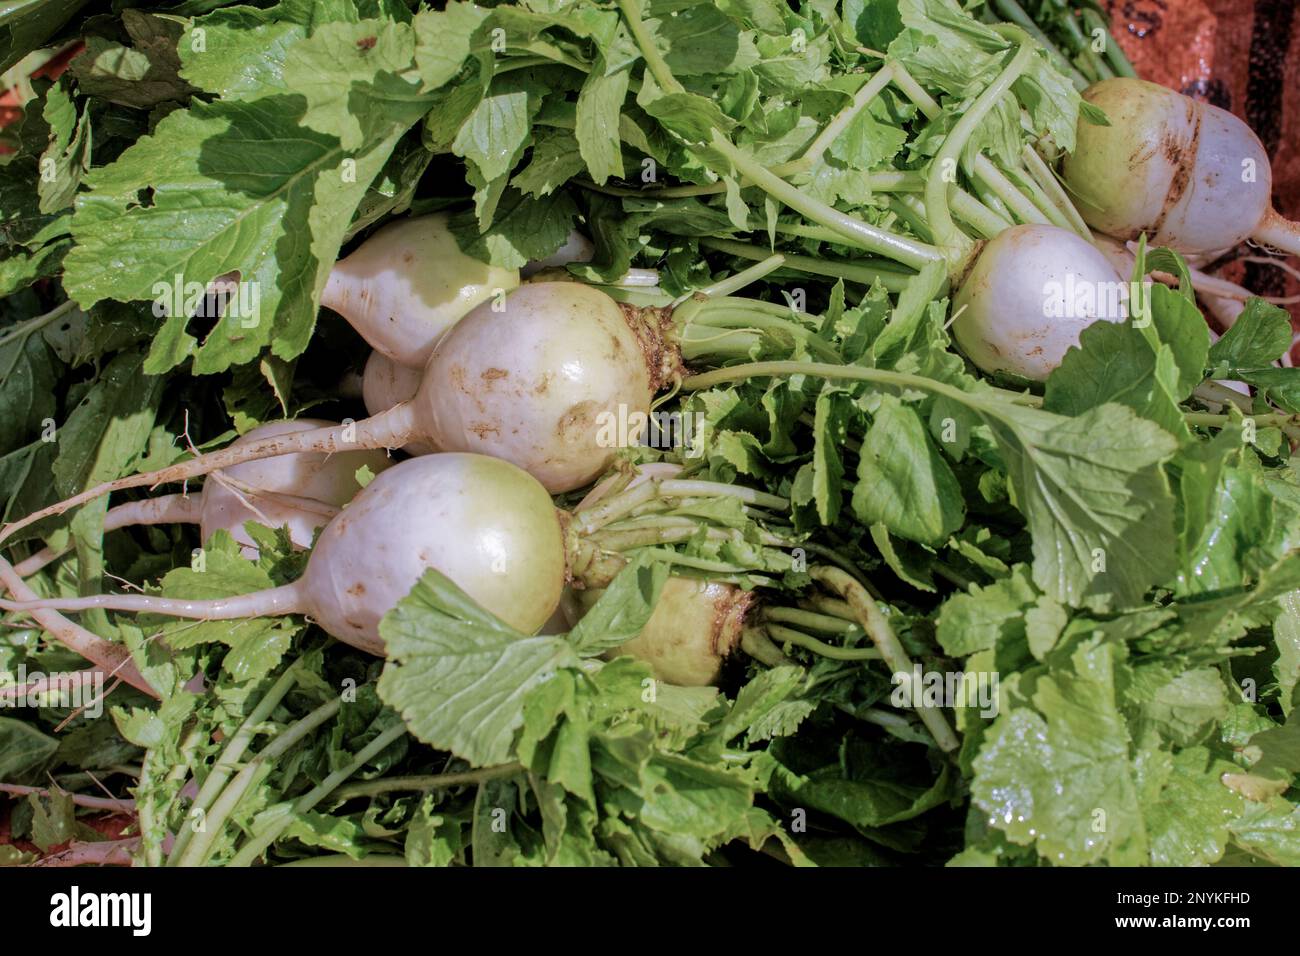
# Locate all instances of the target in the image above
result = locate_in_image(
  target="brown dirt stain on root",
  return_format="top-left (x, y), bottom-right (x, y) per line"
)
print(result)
top-left (1150, 100), bottom-right (1201, 240)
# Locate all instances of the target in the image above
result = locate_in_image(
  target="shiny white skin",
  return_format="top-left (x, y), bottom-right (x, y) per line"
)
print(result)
top-left (1063, 78), bottom-right (1272, 255)
top-left (952, 225), bottom-right (1127, 381)
top-left (200, 419), bottom-right (393, 555)
top-left (413, 283), bottom-right (655, 493)
top-left (321, 213), bottom-right (520, 368)
top-left (521, 230), bottom-right (595, 277)
top-left (361, 351), bottom-right (435, 456)
top-left (302, 453), bottom-right (566, 654)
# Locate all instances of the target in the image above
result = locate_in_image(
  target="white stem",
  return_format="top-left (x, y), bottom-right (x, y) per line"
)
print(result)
top-left (108, 493), bottom-right (202, 529)
top-left (0, 581), bottom-right (307, 621)
top-left (0, 404), bottom-right (418, 549)
top-left (13, 493), bottom-right (202, 577)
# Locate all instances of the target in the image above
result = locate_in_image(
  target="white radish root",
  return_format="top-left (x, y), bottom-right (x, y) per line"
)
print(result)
top-left (413, 282), bottom-right (668, 492)
top-left (0, 283), bottom-right (674, 548)
top-left (1063, 78), bottom-right (1300, 257)
top-left (573, 576), bottom-right (750, 686)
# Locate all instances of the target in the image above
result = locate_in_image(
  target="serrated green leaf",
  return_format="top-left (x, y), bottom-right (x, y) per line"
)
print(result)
top-left (378, 570), bottom-right (578, 766)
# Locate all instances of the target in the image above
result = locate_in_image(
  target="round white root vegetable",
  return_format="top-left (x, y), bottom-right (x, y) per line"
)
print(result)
top-left (361, 351), bottom-right (435, 456)
top-left (408, 281), bottom-right (668, 492)
top-left (520, 229), bottom-right (595, 278)
top-left (952, 224), bottom-right (1127, 380)
top-left (1062, 78), bottom-right (1300, 257)
top-left (572, 577), bottom-right (750, 686)
top-left (321, 213), bottom-right (520, 368)
top-left (1, 454), bottom-right (567, 656)
top-left (13, 420), bottom-right (392, 575)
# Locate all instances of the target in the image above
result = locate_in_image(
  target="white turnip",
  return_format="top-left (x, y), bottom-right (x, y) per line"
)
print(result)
top-left (321, 213), bottom-right (520, 368)
top-left (1062, 78), bottom-right (1300, 258)
top-left (412, 283), bottom-right (662, 492)
top-left (2, 454), bottom-right (567, 655)
top-left (0, 280), bottom-right (837, 544)
top-left (952, 224), bottom-right (1127, 381)
top-left (2, 454), bottom-right (795, 658)
top-left (0, 283), bottom-right (680, 543)
top-left (570, 576), bottom-right (751, 686)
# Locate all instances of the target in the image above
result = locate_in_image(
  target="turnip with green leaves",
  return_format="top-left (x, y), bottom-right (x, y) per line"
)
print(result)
top-left (0, 272), bottom-right (835, 545)
top-left (1062, 78), bottom-right (1300, 257)
top-left (570, 576), bottom-right (751, 686)
top-left (3, 454), bottom-right (565, 656)
top-left (1, 454), bottom-right (796, 658)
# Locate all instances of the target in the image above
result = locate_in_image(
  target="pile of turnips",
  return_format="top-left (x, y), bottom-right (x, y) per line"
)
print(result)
top-left (0, 213), bottom-right (842, 554)
top-left (4, 41), bottom-right (1297, 709)
top-left (1, 454), bottom-right (797, 667)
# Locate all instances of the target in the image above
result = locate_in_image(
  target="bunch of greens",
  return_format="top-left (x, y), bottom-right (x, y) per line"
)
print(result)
top-left (1, 0), bottom-right (1299, 868)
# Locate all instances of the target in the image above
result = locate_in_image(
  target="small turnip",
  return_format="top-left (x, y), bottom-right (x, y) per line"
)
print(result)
top-left (321, 213), bottom-right (520, 368)
top-left (3, 454), bottom-right (567, 655)
top-left (952, 224), bottom-right (1127, 381)
top-left (571, 576), bottom-right (750, 686)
